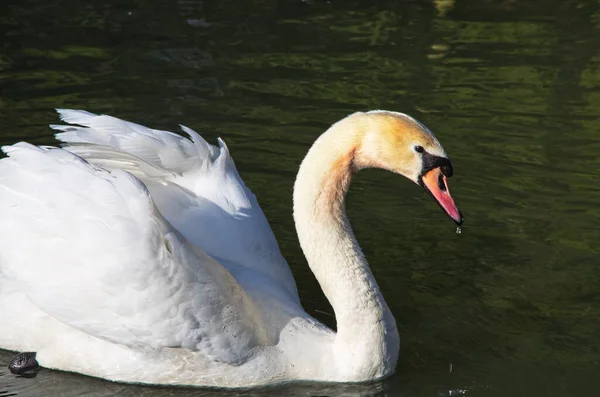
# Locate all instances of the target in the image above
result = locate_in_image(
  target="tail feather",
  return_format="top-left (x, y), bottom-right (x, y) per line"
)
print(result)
top-left (52, 109), bottom-right (227, 176)
top-left (56, 109), bottom-right (98, 126)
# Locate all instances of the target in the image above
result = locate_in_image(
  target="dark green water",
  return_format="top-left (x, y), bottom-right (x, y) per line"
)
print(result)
top-left (1, 0), bottom-right (600, 396)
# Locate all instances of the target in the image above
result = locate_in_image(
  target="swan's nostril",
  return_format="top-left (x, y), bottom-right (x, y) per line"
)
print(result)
top-left (438, 174), bottom-right (446, 192)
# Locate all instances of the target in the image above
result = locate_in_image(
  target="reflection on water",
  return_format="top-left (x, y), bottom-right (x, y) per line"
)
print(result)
top-left (2, 0), bottom-right (600, 396)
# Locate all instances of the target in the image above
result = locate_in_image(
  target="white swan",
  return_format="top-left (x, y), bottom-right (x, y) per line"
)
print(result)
top-left (0, 109), bottom-right (462, 387)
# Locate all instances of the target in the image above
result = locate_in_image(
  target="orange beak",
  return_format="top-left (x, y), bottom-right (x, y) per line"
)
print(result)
top-left (420, 167), bottom-right (462, 225)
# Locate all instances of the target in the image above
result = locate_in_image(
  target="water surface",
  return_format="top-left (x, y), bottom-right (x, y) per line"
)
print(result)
top-left (1, 0), bottom-right (600, 396)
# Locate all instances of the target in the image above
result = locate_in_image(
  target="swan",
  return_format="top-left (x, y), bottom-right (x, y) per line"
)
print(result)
top-left (0, 109), bottom-right (462, 387)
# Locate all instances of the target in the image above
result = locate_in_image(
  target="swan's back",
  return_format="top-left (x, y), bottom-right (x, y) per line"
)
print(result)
top-left (0, 116), bottom-right (330, 386)
top-left (0, 143), bottom-right (268, 365)
top-left (52, 110), bottom-right (298, 301)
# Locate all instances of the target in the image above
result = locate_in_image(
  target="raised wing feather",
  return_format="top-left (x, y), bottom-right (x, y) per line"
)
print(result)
top-left (0, 143), bottom-right (266, 364)
top-left (52, 110), bottom-right (298, 301)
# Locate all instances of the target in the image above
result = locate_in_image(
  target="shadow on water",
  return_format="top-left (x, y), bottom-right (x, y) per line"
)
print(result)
top-left (1, 0), bottom-right (600, 396)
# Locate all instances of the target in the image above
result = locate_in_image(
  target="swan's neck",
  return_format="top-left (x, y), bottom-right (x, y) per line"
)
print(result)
top-left (293, 117), bottom-right (399, 380)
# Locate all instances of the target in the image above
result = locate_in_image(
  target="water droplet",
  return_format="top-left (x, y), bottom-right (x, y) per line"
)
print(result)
top-left (455, 226), bottom-right (462, 235)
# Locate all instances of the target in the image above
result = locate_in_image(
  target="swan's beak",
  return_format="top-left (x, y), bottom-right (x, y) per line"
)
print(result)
top-left (419, 167), bottom-right (463, 225)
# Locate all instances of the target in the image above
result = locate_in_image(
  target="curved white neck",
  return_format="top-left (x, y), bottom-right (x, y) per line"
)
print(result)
top-left (293, 116), bottom-right (399, 380)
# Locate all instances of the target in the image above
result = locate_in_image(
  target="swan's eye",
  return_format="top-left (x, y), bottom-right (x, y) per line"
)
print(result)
top-left (414, 145), bottom-right (425, 153)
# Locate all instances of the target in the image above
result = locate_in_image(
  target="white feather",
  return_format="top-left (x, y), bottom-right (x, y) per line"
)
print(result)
top-left (53, 109), bottom-right (299, 300)
top-left (0, 143), bottom-right (264, 365)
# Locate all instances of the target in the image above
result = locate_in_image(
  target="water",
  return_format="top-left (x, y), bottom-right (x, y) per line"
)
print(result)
top-left (1, 0), bottom-right (600, 395)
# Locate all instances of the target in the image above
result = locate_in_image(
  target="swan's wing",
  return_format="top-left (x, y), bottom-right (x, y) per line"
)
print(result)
top-left (52, 110), bottom-right (299, 301)
top-left (0, 143), bottom-right (266, 364)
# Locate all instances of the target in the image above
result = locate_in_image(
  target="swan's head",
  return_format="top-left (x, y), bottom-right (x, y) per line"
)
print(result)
top-left (354, 110), bottom-right (463, 225)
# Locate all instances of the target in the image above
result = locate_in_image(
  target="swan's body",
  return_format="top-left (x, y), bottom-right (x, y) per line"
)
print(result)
top-left (0, 110), bottom-right (461, 387)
